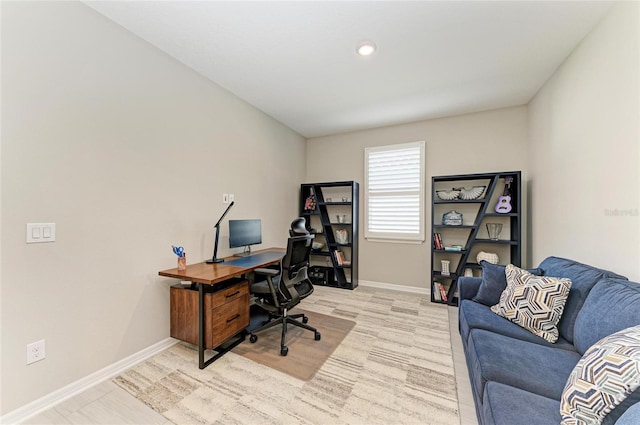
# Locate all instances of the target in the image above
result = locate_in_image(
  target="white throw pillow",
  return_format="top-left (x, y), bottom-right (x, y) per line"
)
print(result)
top-left (491, 264), bottom-right (571, 343)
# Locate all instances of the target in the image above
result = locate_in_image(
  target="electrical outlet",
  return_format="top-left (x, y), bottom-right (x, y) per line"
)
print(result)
top-left (222, 193), bottom-right (229, 204)
top-left (229, 194), bottom-right (235, 203)
top-left (27, 339), bottom-right (46, 364)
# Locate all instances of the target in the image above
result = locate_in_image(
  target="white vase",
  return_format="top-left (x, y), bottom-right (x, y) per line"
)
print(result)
top-left (335, 229), bottom-right (348, 244)
top-left (476, 251), bottom-right (499, 264)
top-left (441, 260), bottom-right (450, 276)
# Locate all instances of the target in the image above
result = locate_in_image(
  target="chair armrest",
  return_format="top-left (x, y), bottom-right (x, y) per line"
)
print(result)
top-left (254, 268), bottom-right (279, 276)
top-left (251, 268), bottom-right (280, 305)
top-left (458, 277), bottom-right (482, 301)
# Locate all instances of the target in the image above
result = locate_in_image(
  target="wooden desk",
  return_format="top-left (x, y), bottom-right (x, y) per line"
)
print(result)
top-left (159, 248), bottom-right (284, 369)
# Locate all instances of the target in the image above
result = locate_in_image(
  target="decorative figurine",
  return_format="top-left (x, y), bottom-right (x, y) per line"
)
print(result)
top-left (442, 210), bottom-right (463, 225)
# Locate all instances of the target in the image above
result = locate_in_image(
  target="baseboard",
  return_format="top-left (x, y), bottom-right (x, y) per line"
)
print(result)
top-left (358, 279), bottom-right (429, 295)
top-left (1, 337), bottom-right (178, 425)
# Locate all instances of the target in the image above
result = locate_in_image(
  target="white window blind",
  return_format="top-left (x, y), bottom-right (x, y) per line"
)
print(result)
top-left (364, 141), bottom-right (425, 242)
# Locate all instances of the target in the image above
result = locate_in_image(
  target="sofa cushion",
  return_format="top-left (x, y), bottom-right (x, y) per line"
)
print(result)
top-left (482, 381), bottom-right (561, 425)
top-left (539, 257), bottom-right (627, 344)
top-left (459, 276), bottom-right (482, 301)
top-left (615, 403), bottom-right (640, 425)
top-left (472, 261), bottom-right (544, 306)
top-left (574, 279), bottom-right (640, 355)
top-left (459, 299), bottom-right (575, 351)
top-left (561, 325), bottom-right (640, 425)
top-left (481, 382), bottom-right (637, 425)
top-left (466, 329), bottom-right (582, 401)
top-left (491, 264), bottom-right (572, 343)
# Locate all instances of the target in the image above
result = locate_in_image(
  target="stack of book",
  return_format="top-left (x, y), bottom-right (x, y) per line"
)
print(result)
top-left (333, 250), bottom-right (350, 266)
top-left (433, 233), bottom-right (444, 250)
top-left (444, 245), bottom-right (463, 251)
top-left (432, 282), bottom-right (449, 302)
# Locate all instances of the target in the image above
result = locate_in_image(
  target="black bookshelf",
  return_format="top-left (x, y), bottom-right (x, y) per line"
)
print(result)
top-left (300, 181), bottom-right (358, 290)
top-left (431, 171), bottom-right (522, 306)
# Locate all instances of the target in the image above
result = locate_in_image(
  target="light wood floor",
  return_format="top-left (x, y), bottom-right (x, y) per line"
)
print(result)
top-left (449, 306), bottom-right (479, 425)
top-left (21, 291), bottom-right (478, 425)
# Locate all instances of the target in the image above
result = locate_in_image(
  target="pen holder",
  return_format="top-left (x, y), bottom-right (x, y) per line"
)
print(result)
top-left (177, 255), bottom-right (186, 271)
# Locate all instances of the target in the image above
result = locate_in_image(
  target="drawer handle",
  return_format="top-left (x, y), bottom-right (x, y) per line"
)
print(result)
top-left (226, 314), bottom-right (241, 323)
top-left (226, 291), bottom-right (240, 298)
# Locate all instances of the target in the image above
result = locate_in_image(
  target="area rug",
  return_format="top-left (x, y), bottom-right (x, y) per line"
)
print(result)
top-left (232, 309), bottom-right (356, 380)
top-left (113, 286), bottom-right (460, 424)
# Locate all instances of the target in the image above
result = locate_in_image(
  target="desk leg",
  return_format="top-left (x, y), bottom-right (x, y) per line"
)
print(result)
top-left (198, 282), bottom-right (205, 369)
top-left (196, 282), bottom-right (246, 370)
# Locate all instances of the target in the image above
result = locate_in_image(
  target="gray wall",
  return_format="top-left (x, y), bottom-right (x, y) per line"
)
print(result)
top-left (1, 2), bottom-right (305, 413)
top-left (306, 106), bottom-right (530, 289)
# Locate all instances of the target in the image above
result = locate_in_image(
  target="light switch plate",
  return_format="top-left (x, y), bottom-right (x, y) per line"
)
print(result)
top-left (26, 223), bottom-right (56, 243)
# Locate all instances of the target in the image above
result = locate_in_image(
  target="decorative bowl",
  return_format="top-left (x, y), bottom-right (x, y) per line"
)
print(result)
top-left (436, 189), bottom-right (460, 200)
top-left (477, 251), bottom-right (499, 264)
top-left (459, 186), bottom-right (486, 200)
top-left (311, 241), bottom-right (324, 251)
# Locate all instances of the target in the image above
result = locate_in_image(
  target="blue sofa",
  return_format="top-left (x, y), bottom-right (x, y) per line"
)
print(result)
top-left (458, 256), bottom-right (640, 425)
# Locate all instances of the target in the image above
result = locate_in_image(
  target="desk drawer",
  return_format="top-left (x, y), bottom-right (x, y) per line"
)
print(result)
top-left (211, 294), bottom-right (250, 347)
top-left (170, 279), bottom-right (249, 349)
top-left (211, 281), bottom-right (248, 308)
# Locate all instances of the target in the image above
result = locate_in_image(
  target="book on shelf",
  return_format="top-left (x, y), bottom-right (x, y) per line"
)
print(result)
top-left (333, 250), bottom-right (347, 266)
top-left (432, 282), bottom-right (442, 301)
top-left (444, 245), bottom-right (463, 251)
top-left (433, 232), bottom-right (444, 250)
top-left (438, 282), bottom-right (449, 302)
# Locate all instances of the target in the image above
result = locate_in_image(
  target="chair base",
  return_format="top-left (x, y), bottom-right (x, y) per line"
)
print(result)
top-left (249, 312), bottom-right (321, 356)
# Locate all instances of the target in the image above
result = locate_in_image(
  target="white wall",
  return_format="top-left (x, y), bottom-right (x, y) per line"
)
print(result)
top-left (0, 2), bottom-right (305, 414)
top-left (528, 2), bottom-right (640, 279)
top-left (306, 106), bottom-right (529, 289)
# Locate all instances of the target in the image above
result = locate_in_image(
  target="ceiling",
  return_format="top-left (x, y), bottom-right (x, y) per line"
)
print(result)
top-left (85, 1), bottom-right (613, 138)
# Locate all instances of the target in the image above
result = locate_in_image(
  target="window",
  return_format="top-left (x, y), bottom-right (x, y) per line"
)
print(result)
top-left (364, 141), bottom-right (425, 242)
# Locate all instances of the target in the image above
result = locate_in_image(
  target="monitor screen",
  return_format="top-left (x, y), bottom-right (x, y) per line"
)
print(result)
top-left (229, 219), bottom-right (262, 248)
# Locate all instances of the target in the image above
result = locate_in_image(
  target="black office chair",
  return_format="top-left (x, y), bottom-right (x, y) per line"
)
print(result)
top-left (249, 218), bottom-right (321, 356)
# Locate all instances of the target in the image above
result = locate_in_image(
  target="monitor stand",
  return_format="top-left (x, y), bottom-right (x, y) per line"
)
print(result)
top-left (233, 246), bottom-right (252, 257)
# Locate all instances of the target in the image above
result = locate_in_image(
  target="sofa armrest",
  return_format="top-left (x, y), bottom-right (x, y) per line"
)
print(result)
top-left (458, 276), bottom-right (482, 301)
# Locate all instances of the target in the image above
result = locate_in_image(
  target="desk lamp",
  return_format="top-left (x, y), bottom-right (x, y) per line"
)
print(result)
top-left (206, 201), bottom-right (234, 263)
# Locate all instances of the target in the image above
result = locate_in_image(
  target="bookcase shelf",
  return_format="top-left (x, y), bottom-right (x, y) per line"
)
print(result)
top-left (300, 181), bottom-right (359, 290)
top-left (431, 171), bottom-right (522, 306)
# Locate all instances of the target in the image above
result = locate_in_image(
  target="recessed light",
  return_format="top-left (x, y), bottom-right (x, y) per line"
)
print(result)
top-left (356, 41), bottom-right (377, 57)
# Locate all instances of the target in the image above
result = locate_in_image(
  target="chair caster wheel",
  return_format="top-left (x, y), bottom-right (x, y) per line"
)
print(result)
top-left (280, 346), bottom-right (288, 356)
top-left (302, 316), bottom-right (309, 324)
top-left (250, 334), bottom-right (258, 343)
top-left (315, 332), bottom-right (321, 341)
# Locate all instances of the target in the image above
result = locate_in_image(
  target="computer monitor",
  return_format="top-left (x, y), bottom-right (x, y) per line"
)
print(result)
top-left (229, 219), bottom-right (262, 256)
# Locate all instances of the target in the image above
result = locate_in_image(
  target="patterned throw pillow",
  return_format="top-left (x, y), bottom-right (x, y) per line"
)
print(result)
top-left (491, 264), bottom-right (572, 343)
top-left (560, 325), bottom-right (640, 425)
